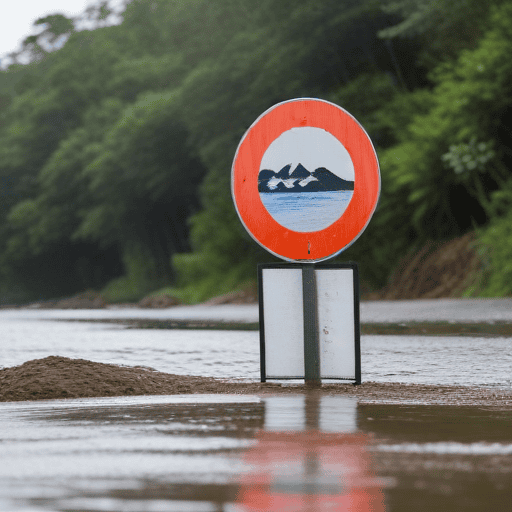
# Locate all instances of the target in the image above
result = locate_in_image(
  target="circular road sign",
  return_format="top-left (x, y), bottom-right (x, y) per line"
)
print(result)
top-left (231, 98), bottom-right (380, 262)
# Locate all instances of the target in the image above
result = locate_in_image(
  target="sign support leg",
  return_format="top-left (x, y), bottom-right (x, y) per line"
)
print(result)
top-left (302, 264), bottom-right (320, 386)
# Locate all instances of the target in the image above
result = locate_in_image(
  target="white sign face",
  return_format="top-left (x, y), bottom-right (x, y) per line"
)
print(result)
top-left (316, 269), bottom-right (356, 378)
top-left (259, 264), bottom-right (359, 381)
top-left (261, 267), bottom-right (304, 377)
top-left (258, 127), bottom-right (355, 232)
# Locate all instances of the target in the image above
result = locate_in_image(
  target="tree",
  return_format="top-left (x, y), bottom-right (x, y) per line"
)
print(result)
top-left (379, 0), bottom-right (503, 66)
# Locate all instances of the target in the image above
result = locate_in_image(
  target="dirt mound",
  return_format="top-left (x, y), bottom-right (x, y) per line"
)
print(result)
top-left (0, 356), bottom-right (512, 410)
top-left (138, 294), bottom-right (181, 308)
top-left (202, 282), bottom-right (258, 305)
top-left (2, 356), bottom-right (511, 407)
top-left (369, 233), bottom-right (481, 300)
top-left (0, 356), bottom-right (234, 402)
top-left (27, 290), bottom-right (106, 309)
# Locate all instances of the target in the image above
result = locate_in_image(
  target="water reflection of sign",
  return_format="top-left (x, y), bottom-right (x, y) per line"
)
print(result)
top-left (234, 396), bottom-right (385, 512)
top-left (237, 432), bottom-right (384, 512)
top-left (232, 98), bottom-right (380, 262)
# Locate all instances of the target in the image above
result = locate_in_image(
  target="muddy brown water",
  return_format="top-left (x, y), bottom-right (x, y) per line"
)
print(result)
top-left (1, 394), bottom-right (511, 511)
top-left (1, 307), bottom-right (512, 511)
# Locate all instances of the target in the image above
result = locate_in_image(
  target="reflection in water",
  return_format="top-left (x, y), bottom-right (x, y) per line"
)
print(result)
top-left (0, 395), bottom-right (262, 512)
top-left (263, 396), bottom-right (357, 433)
top-left (235, 395), bottom-right (385, 511)
top-left (2, 395), bottom-right (511, 511)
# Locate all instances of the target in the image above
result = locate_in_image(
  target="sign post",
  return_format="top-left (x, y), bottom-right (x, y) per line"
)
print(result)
top-left (232, 98), bottom-right (379, 384)
top-left (302, 265), bottom-right (320, 385)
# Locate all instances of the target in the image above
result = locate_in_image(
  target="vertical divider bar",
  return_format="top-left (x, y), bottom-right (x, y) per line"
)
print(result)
top-left (257, 265), bottom-right (266, 382)
top-left (352, 263), bottom-right (361, 385)
top-left (302, 264), bottom-right (320, 385)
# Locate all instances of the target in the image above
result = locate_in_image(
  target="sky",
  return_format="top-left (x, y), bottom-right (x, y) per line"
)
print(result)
top-left (0, 0), bottom-right (122, 64)
top-left (260, 127), bottom-right (355, 181)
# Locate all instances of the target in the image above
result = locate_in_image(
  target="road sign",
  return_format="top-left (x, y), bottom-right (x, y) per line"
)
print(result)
top-left (232, 98), bottom-right (380, 262)
top-left (258, 263), bottom-right (360, 383)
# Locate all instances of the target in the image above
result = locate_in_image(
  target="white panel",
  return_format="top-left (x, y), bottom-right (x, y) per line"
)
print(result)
top-left (264, 396), bottom-right (306, 431)
top-left (316, 269), bottom-right (355, 379)
top-left (262, 268), bottom-right (304, 377)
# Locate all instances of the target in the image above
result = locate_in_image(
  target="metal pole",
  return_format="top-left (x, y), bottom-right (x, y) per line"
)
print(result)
top-left (302, 264), bottom-right (320, 386)
top-left (353, 263), bottom-right (361, 385)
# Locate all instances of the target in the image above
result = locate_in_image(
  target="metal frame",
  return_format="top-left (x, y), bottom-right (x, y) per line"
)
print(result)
top-left (258, 262), bottom-right (361, 384)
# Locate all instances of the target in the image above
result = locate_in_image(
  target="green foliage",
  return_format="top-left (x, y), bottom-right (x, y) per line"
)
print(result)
top-left (329, 73), bottom-right (402, 148)
top-left (441, 138), bottom-right (496, 176)
top-left (2, 0), bottom-right (512, 302)
top-left (171, 252), bottom-right (258, 304)
top-left (77, 91), bottom-right (206, 287)
top-left (100, 241), bottom-right (163, 303)
top-left (475, 201), bottom-right (512, 297)
top-left (378, 2), bottom-right (512, 243)
top-left (379, 0), bottom-right (501, 65)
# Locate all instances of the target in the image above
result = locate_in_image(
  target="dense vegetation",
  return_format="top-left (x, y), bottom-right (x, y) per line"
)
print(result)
top-left (1, 0), bottom-right (512, 304)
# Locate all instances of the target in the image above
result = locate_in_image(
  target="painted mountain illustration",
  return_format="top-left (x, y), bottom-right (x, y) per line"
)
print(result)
top-left (258, 163), bottom-right (354, 193)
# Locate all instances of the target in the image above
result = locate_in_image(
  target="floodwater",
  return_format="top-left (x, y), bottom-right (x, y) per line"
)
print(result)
top-left (1, 394), bottom-right (511, 511)
top-left (1, 310), bottom-right (511, 387)
top-left (1, 308), bottom-right (512, 511)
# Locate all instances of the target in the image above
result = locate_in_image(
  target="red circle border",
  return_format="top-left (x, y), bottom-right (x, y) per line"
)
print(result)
top-left (232, 98), bottom-right (380, 262)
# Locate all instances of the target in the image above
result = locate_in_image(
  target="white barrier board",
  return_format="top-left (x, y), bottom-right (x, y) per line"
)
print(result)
top-left (258, 263), bottom-right (360, 382)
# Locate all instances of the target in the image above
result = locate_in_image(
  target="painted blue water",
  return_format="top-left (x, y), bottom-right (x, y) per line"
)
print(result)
top-left (260, 190), bottom-right (353, 232)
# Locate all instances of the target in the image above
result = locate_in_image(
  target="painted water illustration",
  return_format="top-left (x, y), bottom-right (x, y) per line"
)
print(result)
top-left (260, 189), bottom-right (353, 232)
top-left (258, 127), bottom-right (355, 232)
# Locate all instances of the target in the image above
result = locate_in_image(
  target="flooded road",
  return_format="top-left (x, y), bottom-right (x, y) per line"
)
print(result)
top-left (1, 394), bottom-right (511, 511)
top-left (1, 313), bottom-right (511, 387)
top-left (1, 305), bottom-right (512, 510)
top-left (0, 394), bottom-right (260, 511)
